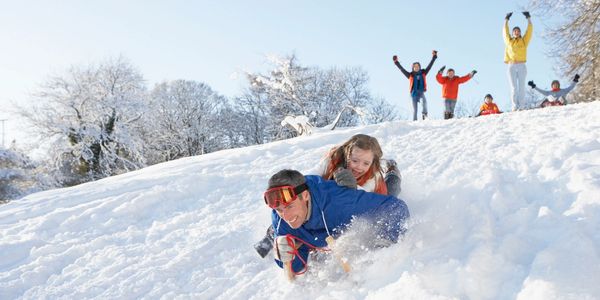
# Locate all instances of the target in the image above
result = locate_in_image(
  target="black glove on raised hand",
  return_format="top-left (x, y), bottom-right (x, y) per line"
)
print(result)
top-left (438, 66), bottom-right (446, 74)
top-left (523, 11), bottom-right (531, 18)
top-left (505, 12), bottom-right (513, 20)
top-left (471, 70), bottom-right (477, 75)
top-left (393, 55), bottom-right (398, 62)
top-left (573, 74), bottom-right (580, 82)
top-left (333, 168), bottom-right (357, 189)
top-left (432, 50), bottom-right (438, 58)
top-left (528, 80), bottom-right (536, 88)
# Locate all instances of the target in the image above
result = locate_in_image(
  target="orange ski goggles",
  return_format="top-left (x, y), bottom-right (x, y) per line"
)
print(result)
top-left (263, 183), bottom-right (308, 209)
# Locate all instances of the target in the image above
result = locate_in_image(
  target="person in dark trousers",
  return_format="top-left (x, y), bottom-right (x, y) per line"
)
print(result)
top-left (393, 50), bottom-right (438, 121)
top-left (528, 74), bottom-right (579, 107)
top-left (435, 66), bottom-right (477, 119)
top-left (263, 169), bottom-right (410, 277)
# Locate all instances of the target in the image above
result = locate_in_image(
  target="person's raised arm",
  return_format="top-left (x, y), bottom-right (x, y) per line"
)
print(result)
top-left (423, 50), bottom-right (438, 74)
top-left (503, 12), bottom-right (512, 44)
top-left (458, 70), bottom-right (476, 84)
top-left (436, 72), bottom-right (446, 84)
top-left (533, 86), bottom-right (550, 96)
top-left (562, 74), bottom-right (580, 94)
top-left (523, 12), bottom-right (533, 45)
top-left (393, 55), bottom-right (411, 78)
top-left (528, 80), bottom-right (550, 96)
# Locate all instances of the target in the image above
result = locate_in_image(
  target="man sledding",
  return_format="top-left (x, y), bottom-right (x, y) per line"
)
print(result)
top-left (263, 169), bottom-right (410, 280)
top-left (528, 74), bottom-right (580, 108)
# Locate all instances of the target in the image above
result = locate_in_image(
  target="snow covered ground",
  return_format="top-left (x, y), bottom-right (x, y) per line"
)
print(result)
top-left (1, 102), bottom-right (600, 300)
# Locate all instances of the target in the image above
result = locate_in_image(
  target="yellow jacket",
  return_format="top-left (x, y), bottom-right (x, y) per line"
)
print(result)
top-left (503, 21), bottom-right (533, 63)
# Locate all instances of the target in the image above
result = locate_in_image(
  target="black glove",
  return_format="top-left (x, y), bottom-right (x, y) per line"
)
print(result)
top-left (523, 11), bottom-right (531, 18)
top-left (333, 168), bottom-right (357, 189)
top-left (505, 12), bottom-right (513, 20)
top-left (528, 80), bottom-right (536, 88)
top-left (432, 50), bottom-right (438, 58)
top-left (393, 55), bottom-right (398, 62)
top-left (471, 70), bottom-right (477, 75)
top-left (573, 74), bottom-right (580, 82)
top-left (438, 66), bottom-right (446, 74)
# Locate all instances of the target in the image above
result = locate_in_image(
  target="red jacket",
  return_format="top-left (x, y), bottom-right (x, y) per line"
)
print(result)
top-left (479, 102), bottom-right (501, 115)
top-left (436, 73), bottom-right (472, 100)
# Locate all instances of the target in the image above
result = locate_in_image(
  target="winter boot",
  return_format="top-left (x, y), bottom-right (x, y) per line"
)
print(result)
top-left (448, 112), bottom-right (454, 119)
top-left (444, 112), bottom-right (449, 120)
top-left (422, 113), bottom-right (428, 120)
top-left (254, 225), bottom-right (275, 258)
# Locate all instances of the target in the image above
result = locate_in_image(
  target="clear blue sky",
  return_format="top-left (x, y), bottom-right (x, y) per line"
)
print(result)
top-left (0, 0), bottom-right (563, 146)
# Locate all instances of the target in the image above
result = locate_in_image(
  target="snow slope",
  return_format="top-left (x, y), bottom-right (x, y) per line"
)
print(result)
top-left (2, 102), bottom-right (600, 300)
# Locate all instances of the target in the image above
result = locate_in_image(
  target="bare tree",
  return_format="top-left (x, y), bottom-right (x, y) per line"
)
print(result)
top-left (144, 80), bottom-right (227, 164)
top-left (529, 0), bottom-right (600, 102)
top-left (454, 97), bottom-right (482, 118)
top-left (365, 98), bottom-right (399, 123)
top-left (231, 90), bottom-right (277, 145)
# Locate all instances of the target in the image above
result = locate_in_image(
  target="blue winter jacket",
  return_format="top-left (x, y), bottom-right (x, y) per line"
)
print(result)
top-left (272, 175), bottom-right (410, 273)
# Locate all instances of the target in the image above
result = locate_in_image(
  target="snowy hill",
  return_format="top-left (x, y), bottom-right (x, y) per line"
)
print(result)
top-left (2, 102), bottom-right (600, 300)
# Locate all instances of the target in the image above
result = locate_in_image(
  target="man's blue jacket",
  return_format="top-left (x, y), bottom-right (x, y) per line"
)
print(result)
top-left (272, 175), bottom-right (410, 273)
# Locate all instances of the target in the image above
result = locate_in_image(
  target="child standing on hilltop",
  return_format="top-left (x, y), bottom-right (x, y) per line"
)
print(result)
top-left (435, 66), bottom-right (477, 119)
top-left (393, 50), bottom-right (438, 121)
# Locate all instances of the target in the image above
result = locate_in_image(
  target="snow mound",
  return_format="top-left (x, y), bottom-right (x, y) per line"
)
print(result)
top-left (1, 102), bottom-right (600, 299)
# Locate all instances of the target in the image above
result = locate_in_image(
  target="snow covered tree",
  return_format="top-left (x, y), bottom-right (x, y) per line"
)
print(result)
top-left (240, 54), bottom-right (397, 141)
top-left (0, 145), bottom-right (56, 201)
top-left (529, 0), bottom-right (600, 102)
top-left (244, 54), bottom-right (316, 139)
top-left (143, 80), bottom-right (228, 164)
top-left (18, 56), bottom-right (147, 186)
top-left (0, 147), bottom-right (29, 201)
top-left (218, 94), bottom-right (271, 147)
top-left (315, 67), bottom-right (373, 127)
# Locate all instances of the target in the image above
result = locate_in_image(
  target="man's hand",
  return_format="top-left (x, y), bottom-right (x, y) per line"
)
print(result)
top-left (432, 50), bottom-right (438, 57)
top-left (275, 236), bottom-right (295, 263)
top-left (528, 80), bottom-right (536, 88)
top-left (573, 74), bottom-right (580, 82)
top-left (505, 12), bottom-right (513, 20)
top-left (471, 70), bottom-right (477, 76)
top-left (333, 168), bottom-right (357, 189)
top-left (438, 65), bottom-right (446, 74)
top-left (393, 55), bottom-right (398, 62)
top-left (523, 11), bottom-right (531, 19)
